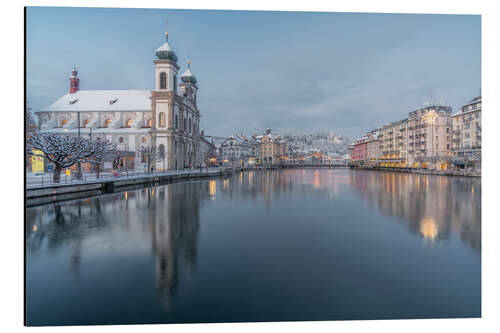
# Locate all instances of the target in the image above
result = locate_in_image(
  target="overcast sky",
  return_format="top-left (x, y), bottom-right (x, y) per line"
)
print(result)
top-left (26, 7), bottom-right (480, 138)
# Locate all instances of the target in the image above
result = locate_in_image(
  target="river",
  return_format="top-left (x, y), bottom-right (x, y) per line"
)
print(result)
top-left (25, 169), bottom-right (481, 325)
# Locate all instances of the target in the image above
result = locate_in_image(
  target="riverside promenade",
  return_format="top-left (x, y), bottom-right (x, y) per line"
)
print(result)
top-left (26, 167), bottom-right (236, 206)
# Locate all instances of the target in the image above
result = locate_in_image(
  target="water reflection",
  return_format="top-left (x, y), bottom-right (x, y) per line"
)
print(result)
top-left (349, 171), bottom-right (481, 249)
top-left (26, 169), bottom-right (481, 325)
top-left (27, 181), bottom-right (209, 307)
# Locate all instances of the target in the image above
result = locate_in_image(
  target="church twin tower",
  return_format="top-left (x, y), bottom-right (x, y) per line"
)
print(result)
top-left (151, 30), bottom-right (201, 170)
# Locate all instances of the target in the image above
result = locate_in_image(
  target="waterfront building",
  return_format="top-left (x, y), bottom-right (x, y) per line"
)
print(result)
top-left (253, 128), bottom-right (288, 165)
top-left (350, 136), bottom-right (368, 166)
top-left (219, 135), bottom-right (252, 167)
top-left (365, 130), bottom-right (380, 166)
top-left (407, 105), bottom-right (453, 169)
top-left (378, 119), bottom-right (408, 168)
top-left (35, 29), bottom-right (203, 171)
top-left (451, 96), bottom-right (481, 170)
top-left (199, 135), bottom-right (217, 168)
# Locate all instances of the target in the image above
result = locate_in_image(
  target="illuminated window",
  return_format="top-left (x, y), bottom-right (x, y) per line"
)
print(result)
top-left (141, 136), bottom-right (147, 143)
top-left (61, 119), bottom-right (68, 127)
top-left (145, 119), bottom-right (152, 128)
top-left (126, 119), bottom-right (133, 128)
top-left (159, 113), bottom-right (165, 127)
top-left (104, 119), bottom-right (111, 128)
top-left (83, 119), bottom-right (90, 128)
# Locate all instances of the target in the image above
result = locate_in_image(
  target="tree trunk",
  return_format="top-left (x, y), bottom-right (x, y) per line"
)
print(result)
top-left (96, 159), bottom-right (101, 179)
top-left (53, 165), bottom-right (61, 183)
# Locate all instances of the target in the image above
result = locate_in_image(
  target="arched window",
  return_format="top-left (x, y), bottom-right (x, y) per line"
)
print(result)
top-left (83, 119), bottom-right (90, 128)
top-left (159, 144), bottom-right (165, 159)
top-left (160, 72), bottom-right (166, 90)
top-left (175, 115), bottom-right (178, 129)
top-left (119, 136), bottom-right (124, 143)
top-left (173, 75), bottom-right (177, 92)
top-left (61, 119), bottom-right (68, 127)
top-left (141, 136), bottom-right (147, 143)
top-left (146, 119), bottom-right (152, 128)
top-left (159, 113), bottom-right (165, 127)
top-left (104, 119), bottom-right (111, 128)
top-left (189, 118), bottom-right (192, 134)
top-left (125, 119), bottom-right (133, 128)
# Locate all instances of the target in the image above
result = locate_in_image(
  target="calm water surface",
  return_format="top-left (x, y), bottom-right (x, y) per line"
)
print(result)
top-left (26, 169), bottom-right (481, 325)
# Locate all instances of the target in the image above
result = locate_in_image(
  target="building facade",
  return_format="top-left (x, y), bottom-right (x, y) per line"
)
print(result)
top-left (35, 29), bottom-right (203, 171)
top-left (451, 96), bottom-right (481, 170)
top-left (407, 105), bottom-right (453, 169)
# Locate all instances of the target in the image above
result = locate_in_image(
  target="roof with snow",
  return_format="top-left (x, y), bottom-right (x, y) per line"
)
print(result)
top-left (39, 90), bottom-right (152, 112)
top-left (155, 40), bottom-right (178, 62)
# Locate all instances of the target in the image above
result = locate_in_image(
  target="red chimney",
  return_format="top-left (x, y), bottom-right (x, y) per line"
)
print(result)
top-left (69, 66), bottom-right (80, 94)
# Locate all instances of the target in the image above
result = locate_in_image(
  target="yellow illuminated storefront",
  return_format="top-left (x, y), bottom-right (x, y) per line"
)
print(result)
top-left (31, 149), bottom-right (44, 173)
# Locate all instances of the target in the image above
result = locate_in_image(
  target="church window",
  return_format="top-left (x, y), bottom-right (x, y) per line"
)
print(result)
top-left (159, 113), bottom-right (165, 127)
top-left (61, 119), bottom-right (68, 127)
top-left (184, 118), bottom-right (187, 131)
top-left (83, 119), bottom-right (90, 128)
top-left (119, 137), bottom-right (124, 143)
top-left (141, 136), bottom-right (148, 143)
top-left (126, 119), bottom-right (133, 128)
top-left (189, 118), bottom-right (192, 134)
top-left (173, 75), bottom-right (177, 92)
top-left (159, 144), bottom-right (165, 159)
top-left (146, 119), bottom-right (152, 128)
top-left (104, 119), bottom-right (111, 128)
top-left (175, 115), bottom-right (178, 129)
top-left (160, 72), bottom-right (166, 89)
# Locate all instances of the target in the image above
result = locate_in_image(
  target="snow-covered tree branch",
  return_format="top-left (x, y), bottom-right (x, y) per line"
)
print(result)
top-left (27, 133), bottom-right (117, 183)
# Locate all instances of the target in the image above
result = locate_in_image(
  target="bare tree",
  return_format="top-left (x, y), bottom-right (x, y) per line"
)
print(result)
top-left (27, 134), bottom-right (117, 183)
top-left (139, 146), bottom-right (162, 174)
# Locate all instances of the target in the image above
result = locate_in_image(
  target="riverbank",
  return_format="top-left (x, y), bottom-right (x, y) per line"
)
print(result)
top-left (351, 166), bottom-right (481, 178)
top-left (26, 168), bottom-right (238, 206)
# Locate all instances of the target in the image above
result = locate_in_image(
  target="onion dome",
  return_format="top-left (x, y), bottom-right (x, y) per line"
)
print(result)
top-left (181, 60), bottom-right (197, 84)
top-left (155, 31), bottom-right (178, 62)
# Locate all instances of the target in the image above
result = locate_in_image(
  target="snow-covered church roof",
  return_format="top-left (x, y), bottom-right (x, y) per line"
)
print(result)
top-left (40, 90), bottom-right (152, 112)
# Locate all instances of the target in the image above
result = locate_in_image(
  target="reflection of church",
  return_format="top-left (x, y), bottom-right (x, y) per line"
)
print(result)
top-left (150, 181), bottom-right (208, 299)
top-left (35, 28), bottom-right (203, 170)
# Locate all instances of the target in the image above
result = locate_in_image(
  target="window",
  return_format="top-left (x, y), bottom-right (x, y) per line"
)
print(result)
top-left (83, 119), bottom-right (90, 128)
top-left (175, 115), bottom-right (178, 129)
top-left (61, 119), bottom-right (68, 127)
top-left (104, 119), bottom-right (111, 128)
top-left (141, 136), bottom-right (147, 143)
top-left (184, 118), bottom-right (187, 131)
top-left (174, 141), bottom-right (177, 154)
top-left (159, 144), bottom-right (165, 159)
top-left (189, 118), bottom-right (192, 133)
top-left (159, 112), bottom-right (165, 127)
top-left (160, 72), bottom-right (166, 89)
top-left (125, 119), bottom-right (133, 128)
top-left (173, 75), bottom-right (177, 92)
top-left (119, 137), bottom-right (124, 143)
top-left (146, 119), bottom-right (152, 128)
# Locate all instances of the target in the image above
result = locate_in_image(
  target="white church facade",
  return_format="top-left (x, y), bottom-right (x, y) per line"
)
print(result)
top-left (35, 29), bottom-right (202, 171)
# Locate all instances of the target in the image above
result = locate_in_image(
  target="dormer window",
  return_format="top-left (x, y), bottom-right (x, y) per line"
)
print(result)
top-left (109, 98), bottom-right (118, 105)
top-left (69, 99), bottom-right (78, 105)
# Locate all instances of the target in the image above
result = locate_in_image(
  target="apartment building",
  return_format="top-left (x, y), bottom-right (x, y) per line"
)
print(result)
top-left (407, 105), bottom-right (453, 170)
top-left (451, 96), bottom-right (481, 170)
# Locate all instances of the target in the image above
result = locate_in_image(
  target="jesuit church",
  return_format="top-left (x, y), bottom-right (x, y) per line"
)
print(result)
top-left (35, 29), bottom-right (203, 171)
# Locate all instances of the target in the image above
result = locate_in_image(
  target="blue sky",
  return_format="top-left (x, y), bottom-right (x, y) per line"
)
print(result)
top-left (26, 7), bottom-right (481, 137)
